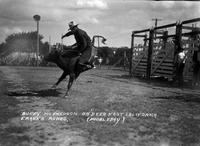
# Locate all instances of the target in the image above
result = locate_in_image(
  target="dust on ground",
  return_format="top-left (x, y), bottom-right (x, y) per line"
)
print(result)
top-left (0, 66), bottom-right (200, 146)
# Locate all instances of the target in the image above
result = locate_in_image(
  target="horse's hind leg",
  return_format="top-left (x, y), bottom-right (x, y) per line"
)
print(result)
top-left (64, 73), bottom-right (75, 97)
top-left (52, 72), bottom-right (68, 88)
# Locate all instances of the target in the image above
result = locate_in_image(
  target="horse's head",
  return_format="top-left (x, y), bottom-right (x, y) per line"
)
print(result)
top-left (44, 49), bottom-right (60, 63)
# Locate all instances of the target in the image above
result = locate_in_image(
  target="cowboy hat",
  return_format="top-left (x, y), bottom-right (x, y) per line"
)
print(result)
top-left (68, 21), bottom-right (78, 30)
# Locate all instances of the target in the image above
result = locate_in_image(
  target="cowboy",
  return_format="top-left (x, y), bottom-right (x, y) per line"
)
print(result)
top-left (61, 21), bottom-right (93, 68)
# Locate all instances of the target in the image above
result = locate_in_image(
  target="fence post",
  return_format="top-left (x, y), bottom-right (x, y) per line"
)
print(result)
top-left (143, 34), bottom-right (148, 47)
top-left (129, 32), bottom-right (134, 75)
top-left (163, 31), bottom-right (168, 49)
top-left (123, 50), bottom-right (126, 71)
top-left (146, 29), bottom-right (154, 79)
top-left (173, 22), bottom-right (182, 73)
top-left (172, 22), bottom-right (183, 83)
top-left (174, 22), bottom-right (182, 56)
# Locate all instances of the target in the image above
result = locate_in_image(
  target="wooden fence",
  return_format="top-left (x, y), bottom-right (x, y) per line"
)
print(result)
top-left (130, 18), bottom-right (200, 82)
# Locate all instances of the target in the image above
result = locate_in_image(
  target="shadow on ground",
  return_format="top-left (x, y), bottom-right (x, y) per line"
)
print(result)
top-left (6, 89), bottom-right (61, 97)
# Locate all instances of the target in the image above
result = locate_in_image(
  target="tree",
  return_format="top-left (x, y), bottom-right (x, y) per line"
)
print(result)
top-left (1, 31), bottom-right (43, 57)
top-left (40, 41), bottom-right (49, 56)
top-left (0, 43), bottom-right (5, 54)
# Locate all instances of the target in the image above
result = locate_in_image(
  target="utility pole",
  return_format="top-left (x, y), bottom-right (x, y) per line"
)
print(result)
top-left (152, 18), bottom-right (162, 38)
top-left (152, 18), bottom-right (162, 28)
top-left (33, 15), bottom-right (41, 66)
top-left (61, 33), bottom-right (63, 51)
top-left (49, 36), bottom-right (51, 53)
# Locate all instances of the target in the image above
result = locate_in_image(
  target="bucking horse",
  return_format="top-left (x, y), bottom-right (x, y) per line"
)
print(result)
top-left (44, 37), bottom-right (99, 97)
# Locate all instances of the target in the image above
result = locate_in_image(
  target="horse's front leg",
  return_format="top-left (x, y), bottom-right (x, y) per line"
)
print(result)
top-left (64, 73), bottom-right (75, 97)
top-left (65, 73), bottom-right (75, 97)
top-left (52, 72), bottom-right (68, 88)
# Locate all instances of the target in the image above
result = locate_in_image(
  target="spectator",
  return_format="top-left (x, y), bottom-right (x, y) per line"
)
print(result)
top-left (192, 46), bottom-right (200, 87)
top-left (174, 50), bottom-right (187, 87)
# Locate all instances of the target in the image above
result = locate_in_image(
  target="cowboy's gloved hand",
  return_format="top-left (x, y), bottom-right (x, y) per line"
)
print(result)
top-left (61, 36), bottom-right (64, 39)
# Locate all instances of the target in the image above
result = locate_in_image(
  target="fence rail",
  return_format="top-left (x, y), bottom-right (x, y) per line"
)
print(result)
top-left (130, 17), bottom-right (200, 83)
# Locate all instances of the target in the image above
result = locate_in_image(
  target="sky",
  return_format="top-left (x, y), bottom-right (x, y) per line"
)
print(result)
top-left (0, 0), bottom-right (200, 47)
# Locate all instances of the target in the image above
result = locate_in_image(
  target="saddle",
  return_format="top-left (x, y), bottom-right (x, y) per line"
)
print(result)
top-left (61, 49), bottom-right (80, 58)
top-left (61, 47), bottom-right (94, 69)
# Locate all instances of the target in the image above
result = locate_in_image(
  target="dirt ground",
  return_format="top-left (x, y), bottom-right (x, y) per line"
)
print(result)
top-left (0, 66), bottom-right (200, 146)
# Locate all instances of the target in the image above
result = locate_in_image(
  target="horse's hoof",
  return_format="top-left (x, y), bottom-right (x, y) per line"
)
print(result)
top-left (64, 93), bottom-right (69, 98)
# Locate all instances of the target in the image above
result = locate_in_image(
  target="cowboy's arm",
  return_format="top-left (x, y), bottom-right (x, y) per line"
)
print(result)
top-left (62, 30), bottom-right (74, 39)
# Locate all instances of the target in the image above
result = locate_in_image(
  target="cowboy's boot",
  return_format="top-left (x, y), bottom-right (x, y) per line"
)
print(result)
top-left (79, 63), bottom-right (93, 70)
